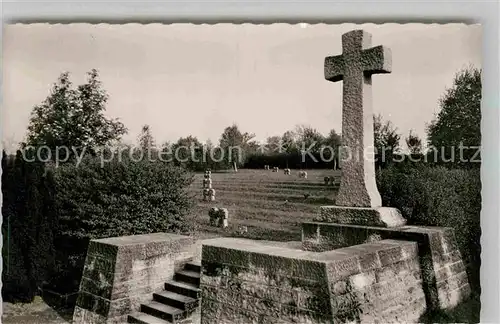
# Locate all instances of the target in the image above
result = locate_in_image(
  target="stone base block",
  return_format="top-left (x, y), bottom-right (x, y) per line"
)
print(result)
top-left (316, 206), bottom-right (407, 227)
top-left (302, 222), bottom-right (471, 310)
top-left (72, 233), bottom-right (198, 324)
top-left (200, 237), bottom-right (426, 323)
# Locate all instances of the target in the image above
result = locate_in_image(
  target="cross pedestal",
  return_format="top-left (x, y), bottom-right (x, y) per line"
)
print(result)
top-left (322, 29), bottom-right (405, 227)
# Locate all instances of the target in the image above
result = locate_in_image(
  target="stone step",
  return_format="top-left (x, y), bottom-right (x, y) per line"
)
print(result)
top-left (184, 261), bottom-right (201, 273)
top-left (141, 301), bottom-right (185, 323)
top-left (128, 312), bottom-right (172, 324)
top-left (174, 270), bottom-right (200, 286)
top-left (164, 280), bottom-right (201, 299)
top-left (153, 291), bottom-right (199, 311)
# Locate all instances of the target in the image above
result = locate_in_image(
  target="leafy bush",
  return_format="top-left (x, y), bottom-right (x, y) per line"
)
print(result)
top-left (55, 156), bottom-right (194, 238)
top-left (377, 164), bottom-right (481, 291)
top-left (49, 152), bottom-right (195, 293)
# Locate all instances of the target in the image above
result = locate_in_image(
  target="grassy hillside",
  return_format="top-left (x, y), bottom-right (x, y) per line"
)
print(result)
top-left (187, 169), bottom-right (341, 241)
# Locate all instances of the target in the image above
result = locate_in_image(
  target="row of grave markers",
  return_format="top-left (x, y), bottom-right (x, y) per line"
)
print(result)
top-left (202, 170), bottom-right (229, 229)
top-left (202, 170), bottom-right (215, 201)
top-left (264, 165), bottom-right (308, 178)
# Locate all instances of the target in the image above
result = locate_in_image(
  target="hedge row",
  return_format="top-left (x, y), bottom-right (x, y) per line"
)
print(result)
top-left (2, 150), bottom-right (195, 300)
top-left (377, 164), bottom-right (481, 292)
top-left (244, 151), bottom-right (480, 170)
top-left (1, 151), bottom-right (57, 302)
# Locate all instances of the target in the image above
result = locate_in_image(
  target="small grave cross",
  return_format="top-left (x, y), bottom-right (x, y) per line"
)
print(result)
top-left (325, 30), bottom-right (392, 208)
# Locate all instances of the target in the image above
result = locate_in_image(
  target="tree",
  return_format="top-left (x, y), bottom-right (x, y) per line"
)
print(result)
top-left (266, 136), bottom-right (282, 154)
top-left (294, 124), bottom-right (325, 154)
top-left (322, 129), bottom-right (342, 169)
top-left (219, 124), bottom-right (256, 171)
top-left (203, 139), bottom-right (217, 171)
top-left (23, 70), bottom-right (127, 160)
top-left (281, 130), bottom-right (299, 154)
top-left (405, 130), bottom-right (423, 155)
top-left (374, 114), bottom-right (401, 168)
top-left (138, 125), bottom-right (155, 150)
top-left (137, 125), bottom-right (157, 159)
top-left (205, 139), bottom-right (214, 149)
top-left (161, 141), bottom-right (172, 153)
top-left (427, 66), bottom-right (481, 167)
top-left (245, 141), bottom-right (261, 157)
top-left (171, 136), bottom-right (203, 170)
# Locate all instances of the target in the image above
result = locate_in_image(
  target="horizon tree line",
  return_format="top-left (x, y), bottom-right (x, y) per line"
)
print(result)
top-left (14, 65), bottom-right (481, 170)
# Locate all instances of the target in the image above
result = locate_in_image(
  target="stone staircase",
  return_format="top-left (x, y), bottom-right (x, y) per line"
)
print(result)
top-left (128, 261), bottom-right (201, 324)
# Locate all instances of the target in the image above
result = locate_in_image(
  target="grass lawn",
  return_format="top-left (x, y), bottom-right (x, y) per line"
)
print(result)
top-left (187, 168), bottom-right (340, 241)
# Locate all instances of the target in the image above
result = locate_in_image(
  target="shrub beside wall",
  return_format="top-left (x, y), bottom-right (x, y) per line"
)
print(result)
top-left (50, 154), bottom-right (195, 294)
top-left (1, 150), bottom-right (57, 302)
top-left (377, 165), bottom-right (481, 292)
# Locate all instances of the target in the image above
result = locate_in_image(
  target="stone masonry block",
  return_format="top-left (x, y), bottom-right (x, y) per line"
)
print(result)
top-left (330, 280), bottom-right (348, 295)
top-left (297, 290), bottom-right (332, 312)
top-left (250, 253), bottom-right (295, 275)
top-left (83, 255), bottom-right (116, 277)
top-left (358, 251), bottom-right (382, 271)
top-left (82, 261), bottom-right (115, 285)
top-left (302, 222), bottom-right (471, 311)
top-left (73, 306), bottom-right (107, 324)
top-left (377, 245), bottom-right (405, 266)
top-left (349, 271), bottom-right (376, 290)
top-left (317, 206), bottom-right (406, 227)
top-left (444, 250), bottom-right (463, 264)
top-left (200, 298), bottom-right (220, 324)
top-left (76, 291), bottom-right (111, 317)
top-left (110, 281), bottom-right (155, 300)
top-left (302, 222), bottom-right (320, 241)
top-left (448, 261), bottom-right (466, 275)
top-left (200, 237), bottom-right (429, 323)
top-left (291, 259), bottom-right (329, 281)
top-left (86, 242), bottom-right (119, 260)
top-left (241, 281), bottom-right (281, 301)
top-left (73, 233), bottom-right (197, 324)
top-left (201, 245), bottom-right (251, 268)
top-left (326, 256), bottom-right (361, 279)
top-left (80, 277), bottom-right (113, 300)
top-left (200, 285), bottom-right (220, 301)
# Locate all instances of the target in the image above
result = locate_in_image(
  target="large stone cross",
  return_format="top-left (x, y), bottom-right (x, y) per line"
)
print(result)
top-left (325, 29), bottom-right (391, 208)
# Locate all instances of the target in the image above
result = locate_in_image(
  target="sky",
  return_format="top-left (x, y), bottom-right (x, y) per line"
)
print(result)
top-left (2, 23), bottom-right (481, 151)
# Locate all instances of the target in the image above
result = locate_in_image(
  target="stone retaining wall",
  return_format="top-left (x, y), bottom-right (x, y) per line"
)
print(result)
top-left (324, 240), bottom-right (426, 323)
top-left (200, 237), bottom-right (426, 323)
top-left (302, 222), bottom-right (471, 310)
top-left (72, 233), bottom-right (197, 324)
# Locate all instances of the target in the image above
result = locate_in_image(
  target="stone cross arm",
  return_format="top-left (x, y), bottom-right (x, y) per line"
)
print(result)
top-left (324, 45), bottom-right (392, 82)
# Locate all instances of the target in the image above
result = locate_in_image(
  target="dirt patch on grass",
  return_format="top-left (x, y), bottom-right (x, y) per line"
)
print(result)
top-left (2, 297), bottom-right (72, 324)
